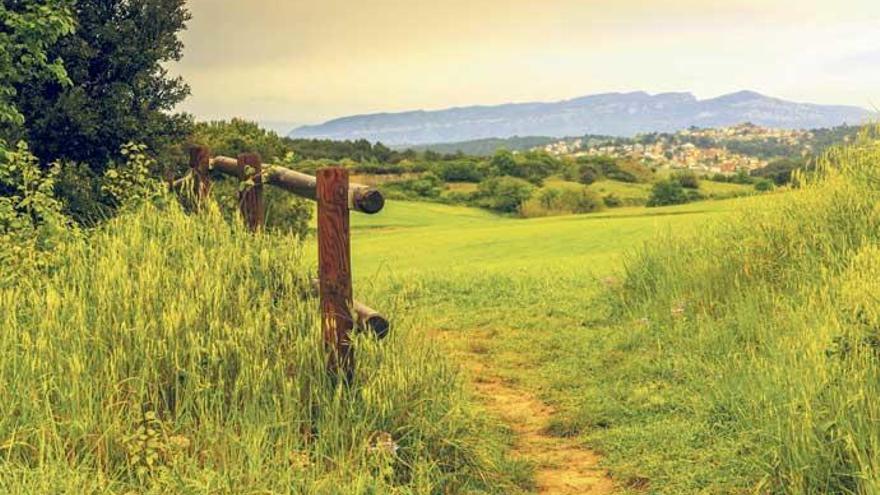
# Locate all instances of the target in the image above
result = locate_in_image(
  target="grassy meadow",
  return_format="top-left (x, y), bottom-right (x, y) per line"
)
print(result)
top-left (345, 136), bottom-right (880, 493)
top-left (3, 137), bottom-right (878, 493)
top-left (0, 204), bottom-right (526, 494)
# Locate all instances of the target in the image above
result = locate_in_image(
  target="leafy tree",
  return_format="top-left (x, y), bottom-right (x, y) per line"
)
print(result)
top-left (578, 165), bottom-right (599, 185)
top-left (673, 171), bottom-right (700, 189)
top-left (647, 179), bottom-right (690, 207)
top-left (731, 169), bottom-right (753, 185)
top-left (476, 176), bottom-right (534, 213)
top-left (436, 160), bottom-right (483, 182)
top-left (0, 0), bottom-right (75, 142)
top-left (10, 0), bottom-right (192, 170)
top-left (754, 178), bottom-right (775, 192)
top-left (489, 150), bottom-right (518, 177)
top-left (192, 120), bottom-right (290, 165)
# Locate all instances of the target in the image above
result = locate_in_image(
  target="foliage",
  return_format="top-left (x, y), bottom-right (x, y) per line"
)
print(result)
top-left (407, 136), bottom-right (557, 156)
top-left (0, 141), bottom-right (77, 285)
top-left (9, 0), bottom-right (192, 171)
top-left (475, 176), bottom-right (535, 213)
top-left (754, 178), bottom-right (775, 192)
top-left (673, 170), bottom-right (700, 189)
top-left (381, 173), bottom-right (444, 201)
top-left (435, 159), bottom-right (483, 182)
top-left (647, 179), bottom-right (691, 207)
top-left (488, 150), bottom-right (518, 177)
top-left (102, 143), bottom-right (167, 210)
top-left (0, 0), bottom-right (75, 130)
top-left (192, 119), bottom-right (290, 165)
top-left (751, 157), bottom-right (805, 185)
top-left (521, 185), bottom-right (604, 218)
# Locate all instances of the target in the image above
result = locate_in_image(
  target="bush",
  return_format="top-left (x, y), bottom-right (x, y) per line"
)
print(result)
top-left (647, 179), bottom-right (690, 207)
top-left (436, 160), bottom-right (483, 182)
top-left (1, 141), bottom-right (79, 285)
top-left (606, 160), bottom-right (654, 183)
top-left (673, 171), bottom-right (700, 189)
top-left (578, 165), bottom-right (600, 185)
top-left (751, 158), bottom-right (805, 185)
top-left (754, 178), bottom-right (775, 192)
top-left (381, 173), bottom-right (444, 201)
top-left (476, 176), bottom-right (535, 213)
top-left (603, 194), bottom-right (623, 208)
top-left (522, 186), bottom-right (603, 217)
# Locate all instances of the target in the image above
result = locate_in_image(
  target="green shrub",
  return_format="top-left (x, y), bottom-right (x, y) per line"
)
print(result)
top-left (436, 160), bottom-right (483, 182)
top-left (476, 176), bottom-right (535, 213)
top-left (603, 194), bottom-right (623, 208)
top-left (522, 186), bottom-right (604, 217)
top-left (673, 170), bottom-right (700, 189)
top-left (647, 179), bottom-right (690, 207)
top-left (754, 178), bottom-right (775, 192)
top-left (606, 159), bottom-right (654, 183)
top-left (381, 173), bottom-right (444, 201)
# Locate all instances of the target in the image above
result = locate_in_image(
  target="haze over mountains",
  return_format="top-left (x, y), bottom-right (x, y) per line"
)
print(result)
top-left (288, 91), bottom-right (874, 146)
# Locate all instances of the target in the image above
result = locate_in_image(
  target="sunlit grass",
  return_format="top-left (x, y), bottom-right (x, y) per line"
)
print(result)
top-left (0, 203), bottom-right (524, 493)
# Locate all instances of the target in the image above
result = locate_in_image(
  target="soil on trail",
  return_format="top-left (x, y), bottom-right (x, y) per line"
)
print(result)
top-left (468, 362), bottom-right (615, 494)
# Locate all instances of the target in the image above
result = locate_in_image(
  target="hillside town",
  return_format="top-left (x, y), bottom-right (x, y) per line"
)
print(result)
top-left (541, 123), bottom-right (814, 174)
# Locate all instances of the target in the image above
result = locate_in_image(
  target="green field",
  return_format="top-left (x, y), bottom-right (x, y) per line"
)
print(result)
top-left (4, 142), bottom-right (878, 493)
top-left (343, 136), bottom-right (880, 494)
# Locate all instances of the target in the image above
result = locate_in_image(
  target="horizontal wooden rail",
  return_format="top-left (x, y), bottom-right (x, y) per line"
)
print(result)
top-left (210, 156), bottom-right (384, 214)
top-left (310, 279), bottom-right (390, 340)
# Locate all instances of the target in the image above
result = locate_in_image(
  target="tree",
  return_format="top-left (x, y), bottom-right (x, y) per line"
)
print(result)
top-left (489, 150), bottom-right (518, 177)
top-left (673, 171), bottom-right (700, 189)
top-left (10, 0), bottom-right (192, 170)
top-left (647, 179), bottom-right (690, 207)
top-left (0, 1), bottom-right (75, 143)
top-left (476, 176), bottom-right (535, 213)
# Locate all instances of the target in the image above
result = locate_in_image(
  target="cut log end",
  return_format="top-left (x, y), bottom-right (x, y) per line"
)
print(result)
top-left (353, 188), bottom-right (385, 214)
top-left (361, 314), bottom-right (390, 340)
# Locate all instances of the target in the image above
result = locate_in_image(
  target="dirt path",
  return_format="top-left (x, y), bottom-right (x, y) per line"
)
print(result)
top-left (468, 361), bottom-right (615, 494)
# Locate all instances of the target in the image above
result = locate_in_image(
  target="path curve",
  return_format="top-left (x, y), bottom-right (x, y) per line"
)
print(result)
top-left (469, 361), bottom-right (615, 494)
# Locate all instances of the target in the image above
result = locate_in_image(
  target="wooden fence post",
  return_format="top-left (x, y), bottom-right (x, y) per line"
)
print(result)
top-left (190, 145), bottom-right (212, 208)
top-left (237, 153), bottom-right (264, 232)
top-left (317, 167), bottom-right (354, 383)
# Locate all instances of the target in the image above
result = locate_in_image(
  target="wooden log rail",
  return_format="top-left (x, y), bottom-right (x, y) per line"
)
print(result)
top-left (210, 156), bottom-right (385, 214)
top-left (178, 146), bottom-right (388, 384)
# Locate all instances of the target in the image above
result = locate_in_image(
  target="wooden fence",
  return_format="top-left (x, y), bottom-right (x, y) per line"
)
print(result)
top-left (181, 146), bottom-right (388, 383)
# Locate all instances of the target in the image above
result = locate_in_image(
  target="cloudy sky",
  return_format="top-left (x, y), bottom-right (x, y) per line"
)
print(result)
top-left (173, 0), bottom-right (880, 132)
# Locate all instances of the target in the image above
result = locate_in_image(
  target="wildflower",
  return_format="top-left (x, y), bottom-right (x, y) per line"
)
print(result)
top-left (369, 432), bottom-right (399, 455)
top-left (289, 451), bottom-right (311, 470)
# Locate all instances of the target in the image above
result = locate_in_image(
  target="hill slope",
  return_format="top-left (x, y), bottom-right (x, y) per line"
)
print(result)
top-left (290, 91), bottom-right (873, 145)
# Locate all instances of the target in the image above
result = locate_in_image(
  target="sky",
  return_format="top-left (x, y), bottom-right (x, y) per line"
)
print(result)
top-left (173, 0), bottom-right (880, 133)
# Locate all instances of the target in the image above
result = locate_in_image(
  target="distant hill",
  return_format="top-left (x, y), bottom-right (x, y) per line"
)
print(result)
top-left (289, 91), bottom-right (874, 146)
top-left (401, 136), bottom-right (557, 156)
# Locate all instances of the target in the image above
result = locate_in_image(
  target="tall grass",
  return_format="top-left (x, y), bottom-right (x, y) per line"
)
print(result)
top-left (612, 131), bottom-right (880, 493)
top-left (0, 203), bottom-right (521, 493)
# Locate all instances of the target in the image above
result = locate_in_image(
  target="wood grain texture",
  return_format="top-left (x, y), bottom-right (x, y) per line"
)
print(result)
top-left (189, 145), bottom-right (212, 208)
top-left (317, 168), bottom-right (354, 382)
top-left (237, 153), bottom-right (265, 232)
top-left (210, 155), bottom-right (384, 214)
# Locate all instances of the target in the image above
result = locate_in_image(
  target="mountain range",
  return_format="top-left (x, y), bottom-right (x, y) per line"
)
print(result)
top-left (288, 91), bottom-right (874, 146)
